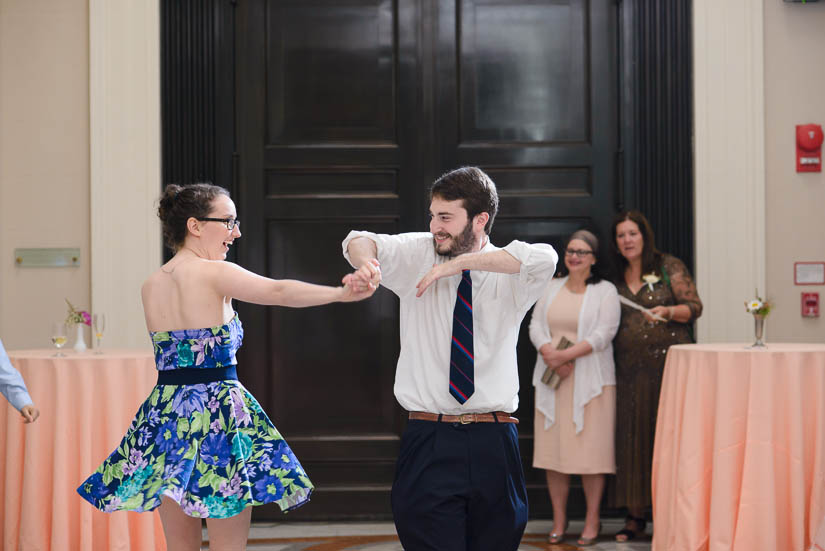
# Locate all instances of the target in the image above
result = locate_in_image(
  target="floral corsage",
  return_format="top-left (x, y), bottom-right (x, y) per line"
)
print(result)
top-left (641, 273), bottom-right (661, 292)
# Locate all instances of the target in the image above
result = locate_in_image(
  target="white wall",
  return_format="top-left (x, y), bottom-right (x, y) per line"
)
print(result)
top-left (0, 0), bottom-right (160, 350)
top-left (89, 0), bottom-right (161, 349)
top-left (693, 0), bottom-right (765, 343)
top-left (0, 0), bottom-right (91, 348)
top-left (763, 0), bottom-right (825, 342)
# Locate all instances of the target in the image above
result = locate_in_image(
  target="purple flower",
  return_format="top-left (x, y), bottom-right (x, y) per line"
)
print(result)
top-left (163, 458), bottom-right (192, 481)
top-left (171, 385), bottom-right (207, 417)
top-left (164, 486), bottom-right (184, 503)
top-left (182, 500), bottom-right (209, 517)
top-left (210, 419), bottom-right (222, 433)
top-left (252, 474), bottom-right (284, 502)
top-left (219, 473), bottom-right (242, 497)
top-left (206, 396), bottom-right (220, 413)
top-left (102, 496), bottom-right (122, 512)
top-left (229, 388), bottom-right (252, 427)
top-left (137, 426), bottom-right (152, 446)
top-left (122, 449), bottom-right (148, 476)
top-left (129, 448), bottom-right (145, 465)
top-left (259, 454), bottom-right (273, 471)
top-left (200, 433), bottom-right (232, 467)
top-left (146, 408), bottom-right (161, 426)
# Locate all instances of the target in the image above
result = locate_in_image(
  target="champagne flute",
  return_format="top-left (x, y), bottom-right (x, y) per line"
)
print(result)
top-left (51, 322), bottom-right (68, 357)
top-left (93, 313), bottom-right (106, 354)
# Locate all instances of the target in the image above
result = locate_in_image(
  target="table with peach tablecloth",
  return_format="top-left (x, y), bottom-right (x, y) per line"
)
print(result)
top-left (0, 349), bottom-right (166, 551)
top-left (652, 343), bottom-right (825, 551)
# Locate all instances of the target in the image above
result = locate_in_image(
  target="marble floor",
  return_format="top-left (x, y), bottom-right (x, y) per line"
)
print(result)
top-left (202, 519), bottom-right (652, 550)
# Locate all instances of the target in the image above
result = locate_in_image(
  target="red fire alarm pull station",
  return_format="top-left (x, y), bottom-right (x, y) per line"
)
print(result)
top-left (797, 124), bottom-right (823, 172)
top-left (802, 292), bottom-right (819, 318)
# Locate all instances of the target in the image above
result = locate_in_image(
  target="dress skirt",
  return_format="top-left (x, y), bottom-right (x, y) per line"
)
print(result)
top-left (77, 378), bottom-right (313, 518)
top-left (533, 373), bottom-right (616, 475)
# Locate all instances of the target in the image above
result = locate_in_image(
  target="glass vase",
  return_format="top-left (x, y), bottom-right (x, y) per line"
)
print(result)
top-left (751, 314), bottom-right (766, 348)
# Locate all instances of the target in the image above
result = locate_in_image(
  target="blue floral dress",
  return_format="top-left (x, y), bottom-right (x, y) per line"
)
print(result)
top-left (77, 315), bottom-right (313, 518)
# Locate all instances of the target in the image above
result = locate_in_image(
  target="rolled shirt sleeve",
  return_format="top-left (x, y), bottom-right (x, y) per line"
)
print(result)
top-left (501, 240), bottom-right (558, 312)
top-left (0, 338), bottom-right (34, 411)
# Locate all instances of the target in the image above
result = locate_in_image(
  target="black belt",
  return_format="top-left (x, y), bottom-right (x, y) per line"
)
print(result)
top-left (156, 366), bottom-right (238, 385)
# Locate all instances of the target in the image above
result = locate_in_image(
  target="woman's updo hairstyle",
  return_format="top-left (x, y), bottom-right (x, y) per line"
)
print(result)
top-left (157, 183), bottom-right (229, 251)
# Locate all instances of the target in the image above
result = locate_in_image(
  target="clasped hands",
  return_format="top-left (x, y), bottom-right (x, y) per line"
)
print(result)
top-left (341, 258), bottom-right (382, 301)
top-left (539, 343), bottom-right (574, 380)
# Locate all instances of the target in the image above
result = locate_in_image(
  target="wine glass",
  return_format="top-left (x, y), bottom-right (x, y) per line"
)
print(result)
top-left (93, 313), bottom-right (106, 354)
top-left (51, 322), bottom-right (68, 357)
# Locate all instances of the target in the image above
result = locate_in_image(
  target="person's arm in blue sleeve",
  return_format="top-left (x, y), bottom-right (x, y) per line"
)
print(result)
top-left (0, 338), bottom-right (39, 423)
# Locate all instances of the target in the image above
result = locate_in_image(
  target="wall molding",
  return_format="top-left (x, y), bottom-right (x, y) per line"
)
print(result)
top-left (90, 0), bottom-right (161, 348)
top-left (693, 0), bottom-right (765, 342)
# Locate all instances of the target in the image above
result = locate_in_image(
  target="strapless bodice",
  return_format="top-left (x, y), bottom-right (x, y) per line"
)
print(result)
top-left (150, 315), bottom-right (243, 371)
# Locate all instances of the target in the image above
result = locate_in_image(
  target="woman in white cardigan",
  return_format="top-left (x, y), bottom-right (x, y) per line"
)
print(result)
top-left (529, 230), bottom-right (620, 546)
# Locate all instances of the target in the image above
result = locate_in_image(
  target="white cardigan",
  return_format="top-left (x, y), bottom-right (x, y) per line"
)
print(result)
top-left (529, 277), bottom-right (620, 433)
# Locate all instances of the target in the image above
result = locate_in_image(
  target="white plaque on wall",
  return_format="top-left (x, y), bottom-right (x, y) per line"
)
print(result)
top-left (795, 262), bottom-right (825, 285)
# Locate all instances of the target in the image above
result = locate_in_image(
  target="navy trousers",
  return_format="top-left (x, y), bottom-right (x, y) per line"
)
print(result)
top-left (391, 419), bottom-right (528, 551)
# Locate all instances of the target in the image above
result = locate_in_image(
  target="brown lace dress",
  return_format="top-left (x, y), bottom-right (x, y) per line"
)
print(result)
top-left (610, 254), bottom-right (702, 511)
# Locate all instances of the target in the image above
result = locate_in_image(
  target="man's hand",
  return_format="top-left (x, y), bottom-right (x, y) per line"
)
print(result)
top-left (416, 260), bottom-right (461, 297)
top-left (19, 404), bottom-right (39, 424)
top-left (351, 258), bottom-right (381, 291)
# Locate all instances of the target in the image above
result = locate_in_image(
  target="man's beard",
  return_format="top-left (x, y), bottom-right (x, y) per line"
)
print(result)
top-left (433, 220), bottom-right (477, 258)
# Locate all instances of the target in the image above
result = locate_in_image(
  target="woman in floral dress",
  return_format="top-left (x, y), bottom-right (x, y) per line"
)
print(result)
top-left (608, 210), bottom-right (702, 542)
top-left (77, 183), bottom-right (379, 550)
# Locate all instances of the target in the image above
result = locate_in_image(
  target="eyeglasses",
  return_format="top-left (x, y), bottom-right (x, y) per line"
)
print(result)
top-left (197, 217), bottom-right (240, 230)
top-left (565, 248), bottom-right (593, 258)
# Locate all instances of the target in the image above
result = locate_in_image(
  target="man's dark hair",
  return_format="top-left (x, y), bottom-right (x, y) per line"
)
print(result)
top-left (429, 167), bottom-right (499, 234)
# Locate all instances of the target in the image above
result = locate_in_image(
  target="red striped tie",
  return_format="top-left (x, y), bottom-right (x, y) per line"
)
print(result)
top-left (449, 270), bottom-right (474, 404)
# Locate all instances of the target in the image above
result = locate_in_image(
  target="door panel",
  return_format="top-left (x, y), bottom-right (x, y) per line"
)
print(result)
top-left (459, 0), bottom-right (588, 143)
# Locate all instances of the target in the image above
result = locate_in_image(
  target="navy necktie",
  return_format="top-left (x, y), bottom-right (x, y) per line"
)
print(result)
top-left (449, 270), bottom-right (474, 404)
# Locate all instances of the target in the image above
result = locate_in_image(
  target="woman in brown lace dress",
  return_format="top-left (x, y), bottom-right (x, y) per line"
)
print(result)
top-left (609, 211), bottom-right (702, 541)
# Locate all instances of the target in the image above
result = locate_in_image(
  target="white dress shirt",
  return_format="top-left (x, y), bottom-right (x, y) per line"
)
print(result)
top-left (0, 337), bottom-right (33, 411)
top-left (343, 231), bottom-right (558, 415)
top-left (529, 277), bottom-right (620, 432)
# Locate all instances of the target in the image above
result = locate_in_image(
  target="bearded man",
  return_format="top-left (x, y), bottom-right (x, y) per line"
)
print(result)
top-left (343, 166), bottom-right (557, 551)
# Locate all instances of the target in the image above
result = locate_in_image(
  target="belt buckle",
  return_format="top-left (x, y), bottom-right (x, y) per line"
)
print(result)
top-left (458, 413), bottom-right (475, 424)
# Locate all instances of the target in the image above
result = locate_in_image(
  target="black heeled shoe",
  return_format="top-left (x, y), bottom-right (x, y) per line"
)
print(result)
top-left (615, 514), bottom-right (647, 542)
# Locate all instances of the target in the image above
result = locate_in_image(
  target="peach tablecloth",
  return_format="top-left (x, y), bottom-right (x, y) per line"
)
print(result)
top-left (652, 343), bottom-right (825, 551)
top-left (0, 350), bottom-right (166, 551)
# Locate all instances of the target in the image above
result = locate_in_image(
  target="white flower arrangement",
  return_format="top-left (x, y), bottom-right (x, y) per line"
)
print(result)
top-left (642, 273), bottom-right (660, 292)
top-left (744, 290), bottom-right (772, 317)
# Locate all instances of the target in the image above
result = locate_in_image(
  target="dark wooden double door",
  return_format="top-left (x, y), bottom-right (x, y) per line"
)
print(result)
top-left (233, 0), bottom-right (619, 520)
